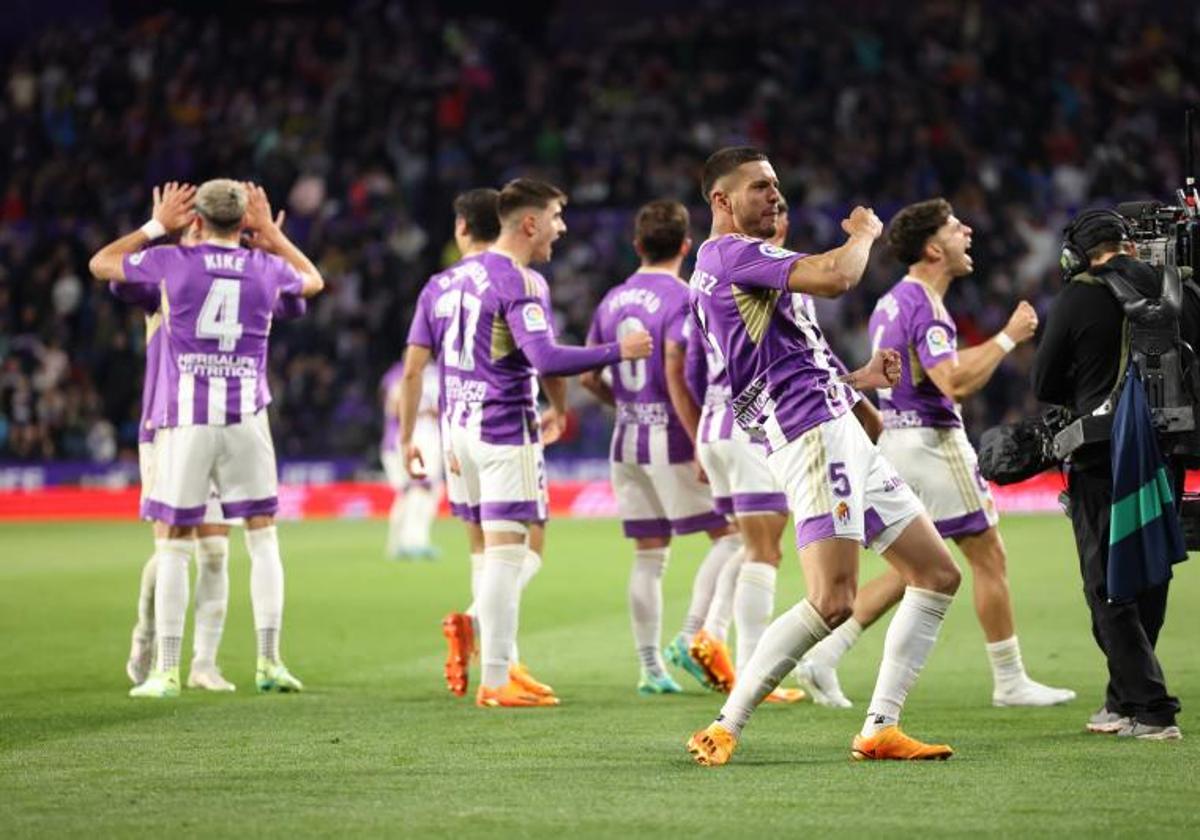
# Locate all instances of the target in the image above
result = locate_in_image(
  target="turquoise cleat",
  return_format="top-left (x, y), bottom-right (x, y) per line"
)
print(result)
top-left (637, 669), bottom-right (683, 695)
top-left (256, 658), bottom-right (304, 693)
top-left (664, 633), bottom-right (713, 690)
top-left (129, 668), bottom-right (180, 699)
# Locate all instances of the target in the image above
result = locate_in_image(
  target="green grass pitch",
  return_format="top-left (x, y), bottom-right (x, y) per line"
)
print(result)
top-left (2, 515), bottom-right (1198, 837)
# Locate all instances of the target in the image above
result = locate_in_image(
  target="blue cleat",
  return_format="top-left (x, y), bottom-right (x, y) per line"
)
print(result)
top-left (637, 669), bottom-right (682, 695)
top-left (664, 632), bottom-right (713, 690)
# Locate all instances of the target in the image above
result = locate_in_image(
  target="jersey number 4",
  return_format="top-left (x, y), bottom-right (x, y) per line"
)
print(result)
top-left (197, 278), bottom-right (244, 352)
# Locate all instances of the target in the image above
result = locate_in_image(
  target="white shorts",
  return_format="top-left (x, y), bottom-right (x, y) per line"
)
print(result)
top-left (382, 417), bottom-right (443, 490)
top-left (448, 424), bottom-right (547, 528)
top-left (697, 437), bottom-right (789, 517)
top-left (878, 426), bottom-right (999, 539)
top-left (143, 410), bottom-right (279, 526)
top-left (138, 440), bottom-right (237, 527)
top-left (611, 461), bottom-right (727, 539)
top-left (768, 412), bottom-right (924, 553)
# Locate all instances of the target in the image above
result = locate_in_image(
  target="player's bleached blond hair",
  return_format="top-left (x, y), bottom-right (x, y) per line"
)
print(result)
top-left (195, 179), bottom-right (247, 234)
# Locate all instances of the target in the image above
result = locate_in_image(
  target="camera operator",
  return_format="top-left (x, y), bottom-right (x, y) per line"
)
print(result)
top-left (1032, 209), bottom-right (1193, 740)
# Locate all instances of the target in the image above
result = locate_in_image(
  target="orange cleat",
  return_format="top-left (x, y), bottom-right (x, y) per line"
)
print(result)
top-left (764, 687), bottom-right (807, 704)
top-left (850, 725), bottom-right (954, 761)
top-left (509, 662), bottom-right (555, 697)
top-left (686, 722), bottom-right (738, 766)
top-left (689, 629), bottom-right (736, 693)
top-left (441, 612), bottom-right (475, 697)
top-left (475, 679), bottom-right (561, 708)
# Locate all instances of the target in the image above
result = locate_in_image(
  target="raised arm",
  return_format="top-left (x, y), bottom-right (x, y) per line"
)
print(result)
top-left (510, 299), bottom-right (652, 377)
top-left (786, 206), bottom-right (883, 298)
top-left (578, 316), bottom-right (616, 406)
top-left (89, 182), bottom-right (195, 281)
top-left (242, 183), bottom-right (324, 298)
top-left (927, 302), bottom-right (1037, 401)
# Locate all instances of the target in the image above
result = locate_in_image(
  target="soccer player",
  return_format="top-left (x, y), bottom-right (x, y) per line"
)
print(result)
top-left (685, 147), bottom-right (962, 765)
top-left (436, 178), bottom-right (652, 708)
top-left (795, 198), bottom-right (1076, 708)
top-left (117, 210), bottom-right (307, 692)
top-left (580, 200), bottom-right (742, 695)
top-left (89, 179), bottom-right (324, 698)
top-left (397, 188), bottom-right (559, 699)
top-left (381, 361), bottom-right (442, 559)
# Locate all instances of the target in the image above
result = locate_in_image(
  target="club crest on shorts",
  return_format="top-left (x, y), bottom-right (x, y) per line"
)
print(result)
top-left (834, 501), bottom-right (851, 524)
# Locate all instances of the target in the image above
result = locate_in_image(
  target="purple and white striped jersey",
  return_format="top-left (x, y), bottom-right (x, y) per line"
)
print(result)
top-left (587, 271), bottom-right (694, 465)
top-left (410, 251), bottom-right (560, 446)
top-left (688, 234), bottom-right (859, 452)
top-left (868, 277), bottom-right (961, 429)
top-left (120, 243), bottom-right (304, 429)
top-left (380, 361), bottom-right (439, 452)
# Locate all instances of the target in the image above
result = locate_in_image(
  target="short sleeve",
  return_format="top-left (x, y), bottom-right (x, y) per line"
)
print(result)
top-left (273, 257), bottom-right (304, 297)
top-left (911, 297), bottom-right (958, 371)
top-left (406, 285), bottom-right (436, 349)
top-left (722, 237), bottom-right (806, 291)
top-left (121, 246), bottom-right (174, 286)
top-left (664, 295), bottom-right (688, 346)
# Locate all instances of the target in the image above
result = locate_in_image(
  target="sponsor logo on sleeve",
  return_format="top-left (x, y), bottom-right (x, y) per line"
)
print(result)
top-left (758, 243), bottom-right (797, 260)
top-left (128, 252), bottom-right (146, 266)
top-left (924, 325), bottom-right (954, 357)
top-left (522, 302), bottom-right (549, 333)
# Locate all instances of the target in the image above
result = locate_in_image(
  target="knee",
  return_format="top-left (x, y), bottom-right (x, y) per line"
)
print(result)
top-left (808, 577), bottom-right (857, 628)
top-left (965, 534), bottom-right (1008, 578)
top-left (920, 546), bottom-right (962, 596)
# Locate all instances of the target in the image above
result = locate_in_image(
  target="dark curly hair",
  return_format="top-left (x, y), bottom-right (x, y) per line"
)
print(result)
top-left (887, 198), bottom-right (952, 265)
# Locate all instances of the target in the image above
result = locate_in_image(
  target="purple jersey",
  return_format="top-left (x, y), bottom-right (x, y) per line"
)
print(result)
top-left (121, 243), bottom-right (304, 429)
top-left (688, 234), bottom-right (859, 452)
top-left (869, 277), bottom-right (961, 429)
top-left (414, 252), bottom-right (559, 445)
top-left (587, 271), bottom-right (694, 465)
top-left (685, 313), bottom-right (736, 444)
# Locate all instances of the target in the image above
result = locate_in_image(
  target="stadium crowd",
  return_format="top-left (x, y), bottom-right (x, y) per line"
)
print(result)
top-left (1, 1), bottom-right (1196, 463)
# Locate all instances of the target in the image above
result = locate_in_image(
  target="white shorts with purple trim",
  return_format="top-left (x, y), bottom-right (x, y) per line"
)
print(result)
top-left (769, 412), bottom-right (924, 553)
top-left (448, 424), bottom-right (548, 526)
top-left (382, 417), bottom-right (443, 491)
top-left (697, 437), bottom-right (789, 517)
top-left (138, 442), bottom-right (239, 527)
top-left (141, 409), bottom-right (279, 526)
top-left (878, 425), bottom-right (999, 538)
top-left (611, 461), bottom-right (726, 539)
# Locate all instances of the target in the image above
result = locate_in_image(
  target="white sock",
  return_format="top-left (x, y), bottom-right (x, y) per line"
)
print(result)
top-left (192, 536), bottom-right (229, 668)
top-left (133, 546), bottom-right (161, 641)
top-left (465, 552), bottom-right (485, 636)
top-left (387, 494), bottom-right (405, 554)
top-left (153, 539), bottom-right (192, 672)
top-left (478, 543), bottom-right (526, 688)
top-left (509, 550), bottom-right (542, 664)
top-left (985, 635), bottom-right (1026, 691)
top-left (702, 547), bottom-right (743, 642)
top-left (245, 526), bottom-right (285, 663)
top-left (716, 600), bottom-right (829, 737)
top-left (629, 547), bottom-right (669, 675)
top-left (805, 617), bottom-right (863, 669)
top-left (682, 534), bottom-right (741, 637)
top-left (733, 561), bottom-right (778, 668)
top-left (861, 587), bottom-right (953, 736)
top-left (401, 485), bottom-right (435, 550)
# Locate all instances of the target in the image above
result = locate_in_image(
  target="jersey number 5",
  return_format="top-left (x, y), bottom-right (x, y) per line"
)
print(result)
top-left (197, 278), bottom-right (243, 352)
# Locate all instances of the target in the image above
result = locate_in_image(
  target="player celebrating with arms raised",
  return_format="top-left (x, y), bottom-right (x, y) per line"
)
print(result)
top-left (684, 148), bottom-right (962, 765)
top-left (90, 180), bottom-right (324, 698)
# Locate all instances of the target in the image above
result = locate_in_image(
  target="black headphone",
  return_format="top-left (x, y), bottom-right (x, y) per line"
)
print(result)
top-left (1060, 209), bottom-right (1135, 277)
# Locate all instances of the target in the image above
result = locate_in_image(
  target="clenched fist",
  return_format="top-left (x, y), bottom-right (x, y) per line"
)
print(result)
top-left (1003, 300), bottom-right (1038, 344)
top-left (841, 206), bottom-right (883, 240)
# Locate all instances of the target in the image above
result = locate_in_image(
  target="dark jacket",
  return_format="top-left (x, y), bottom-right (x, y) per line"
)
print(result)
top-left (1032, 255), bottom-right (1200, 471)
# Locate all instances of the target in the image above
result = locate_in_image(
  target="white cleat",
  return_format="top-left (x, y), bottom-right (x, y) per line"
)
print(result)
top-left (993, 678), bottom-right (1077, 707)
top-left (129, 668), bottom-right (180, 699)
top-left (126, 631), bottom-right (154, 685)
top-left (794, 659), bottom-right (853, 708)
top-left (187, 666), bottom-right (236, 692)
